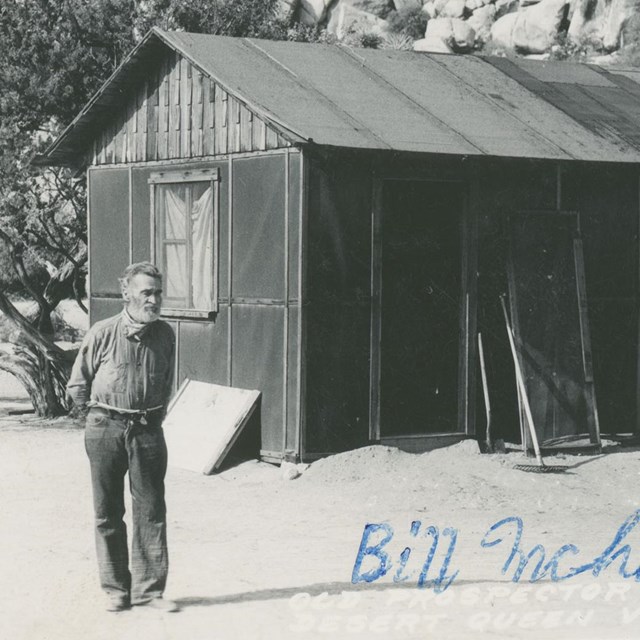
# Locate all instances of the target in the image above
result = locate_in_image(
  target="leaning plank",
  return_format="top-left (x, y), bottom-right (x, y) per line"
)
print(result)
top-left (163, 379), bottom-right (261, 474)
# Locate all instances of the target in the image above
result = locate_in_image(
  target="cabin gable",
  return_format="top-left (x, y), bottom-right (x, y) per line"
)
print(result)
top-left (91, 48), bottom-right (292, 166)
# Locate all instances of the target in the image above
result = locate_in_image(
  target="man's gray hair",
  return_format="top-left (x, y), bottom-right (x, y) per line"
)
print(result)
top-left (119, 262), bottom-right (163, 288)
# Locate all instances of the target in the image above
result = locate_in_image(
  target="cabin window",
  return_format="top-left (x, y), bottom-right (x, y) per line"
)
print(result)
top-left (149, 168), bottom-right (220, 316)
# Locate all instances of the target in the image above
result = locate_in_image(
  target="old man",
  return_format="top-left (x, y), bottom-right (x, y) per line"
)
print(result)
top-left (67, 262), bottom-right (178, 612)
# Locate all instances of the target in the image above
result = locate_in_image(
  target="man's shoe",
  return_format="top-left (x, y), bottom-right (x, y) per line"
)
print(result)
top-left (105, 594), bottom-right (130, 612)
top-left (136, 597), bottom-right (180, 612)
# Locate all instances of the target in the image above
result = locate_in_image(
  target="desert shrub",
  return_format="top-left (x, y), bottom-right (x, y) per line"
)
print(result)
top-left (285, 22), bottom-right (334, 44)
top-left (381, 32), bottom-right (414, 50)
top-left (386, 7), bottom-right (428, 40)
top-left (549, 33), bottom-right (602, 62)
top-left (359, 31), bottom-right (384, 49)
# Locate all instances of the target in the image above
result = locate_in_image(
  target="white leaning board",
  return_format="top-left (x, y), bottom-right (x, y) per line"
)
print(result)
top-left (162, 379), bottom-right (260, 475)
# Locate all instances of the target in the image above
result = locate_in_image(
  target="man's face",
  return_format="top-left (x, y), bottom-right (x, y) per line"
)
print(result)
top-left (123, 274), bottom-right (163, 323)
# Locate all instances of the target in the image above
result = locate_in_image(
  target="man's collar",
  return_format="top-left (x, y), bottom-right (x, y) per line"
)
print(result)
top-left (121, 308), bottom-right (153, 339)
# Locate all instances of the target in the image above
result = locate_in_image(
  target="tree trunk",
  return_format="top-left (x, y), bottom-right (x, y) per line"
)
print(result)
top-left (0, 344), bottom-right (48, 413)
top-left (39, 351), bottom-right (70, 417)
top-left (0, 293), bottom-right (73, 417)
top-left (0, 345), bottom-right (71, 417)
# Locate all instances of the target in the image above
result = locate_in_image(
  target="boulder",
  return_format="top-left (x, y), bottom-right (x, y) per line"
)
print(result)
top-left (490, 10), bottom-right (519, 48)
top-left (414, 36), bottom-right (454, 52)
top-left (602, 0), bottom-right (640, 51)
top-left (468, 4), bottom-right (497, 44)
top-left (433, 0), bottom-right (451, 14)
top-left (416, 16), bottom-right (476, 52)
top-left (512, 0), bottom-right (569, 53)
top-left (519, 0), bottom-right (542, 6)
top-left (415, 17), bottom-right (455, 51)
top-left (393, 0), bottom-right (423, 11)
top-left (567, 0), bottom-right (600, 41)
top-left (326, 3), bottom-right (389, 37)
top-left (451, 17), bottom-right (477, 50)
top-left (495, 0), bottom-right (519, 18)
top-left (299, 0), bottom-right (336, 25)
top-left (281, 461), bottom-right (301, 480)
top-left (422, 1), bottom-right (437, 18)
top-left (275, 0), bottom-right (300, 20)
top-left (567, 0), bottom-right (640, 50)
top-left (440, 0), bottom-right (467, 17)
top-left (339, 0), bottom-right (394, 17)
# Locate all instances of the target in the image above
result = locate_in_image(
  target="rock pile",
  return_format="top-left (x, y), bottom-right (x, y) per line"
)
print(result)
top-left (277, 0), bottom-right (640, 57)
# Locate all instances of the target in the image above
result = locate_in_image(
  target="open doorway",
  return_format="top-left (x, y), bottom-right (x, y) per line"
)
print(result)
top-left (377, 180), bottom-right (466, 437)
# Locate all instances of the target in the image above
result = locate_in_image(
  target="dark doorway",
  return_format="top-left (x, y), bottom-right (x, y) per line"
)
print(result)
top-left (379, 180), bottom-right (464, 436)
top-left (507, 211), bottom-right (600, 448)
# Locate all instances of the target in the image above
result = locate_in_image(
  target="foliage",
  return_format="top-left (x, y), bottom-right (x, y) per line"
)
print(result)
top-left (0, 1), bottom-right (139, 131)
top-left (381, 32), bottom-right (415, 51)
top-left (140, 0), bottom-right (289, 39)
top-left (386, 6), bottom-right (428, 41)
top-left (0, 0), bottom-right (129, 312)
top-left (356, 31), bottom-right (384, 49)
top-left (0, 120), bottom-right (87, 414)
top-left (548, 33), bottom-right (602, 62)
top-left (0, 1), bottom-right (139, 414)
top-left (139, 0), bottom-right (335, 43)
top-left (0, 0), bottom-right (333, 414)
top-left (284, 21), bottom-right (334, 44)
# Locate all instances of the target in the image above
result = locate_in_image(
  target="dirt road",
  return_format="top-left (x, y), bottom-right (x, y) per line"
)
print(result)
top-left (1, 416), bottom-right (640, 640)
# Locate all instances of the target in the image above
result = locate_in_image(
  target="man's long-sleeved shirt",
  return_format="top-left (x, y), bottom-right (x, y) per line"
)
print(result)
top-left (67, 311), bottom-right (175, 413)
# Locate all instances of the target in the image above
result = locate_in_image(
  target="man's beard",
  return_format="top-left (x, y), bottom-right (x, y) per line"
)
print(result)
top-left (128, 303), bottom-right (160, 323)
top-left (139, 308), bottom-right (160, 322)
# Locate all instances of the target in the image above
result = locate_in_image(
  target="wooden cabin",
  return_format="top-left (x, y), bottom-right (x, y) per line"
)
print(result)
top-left (39, 28), bottom-right (640, 461)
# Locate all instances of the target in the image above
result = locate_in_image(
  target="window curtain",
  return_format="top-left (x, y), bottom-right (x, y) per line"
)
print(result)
top-left (191, 185), bottom-right (214, 309)
top-left (161, 186), bottom-right (187, 302)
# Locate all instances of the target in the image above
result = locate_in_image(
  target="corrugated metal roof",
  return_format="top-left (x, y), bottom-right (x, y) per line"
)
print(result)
top-left (38, 28), bottom-right (640, 166)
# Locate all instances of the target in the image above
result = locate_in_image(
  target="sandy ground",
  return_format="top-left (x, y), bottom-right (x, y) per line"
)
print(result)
top-left (1, 402), bottom-right (640, 640)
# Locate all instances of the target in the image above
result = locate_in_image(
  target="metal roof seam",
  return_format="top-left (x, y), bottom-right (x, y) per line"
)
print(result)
top-left (334, 46), bottom-right (487, 156)
top-left (243, 38), bottom-right (299, 78)
top-left (243, 39), bottom-right (394, 150)
top-left (428, 55), bottom-right (575, 160)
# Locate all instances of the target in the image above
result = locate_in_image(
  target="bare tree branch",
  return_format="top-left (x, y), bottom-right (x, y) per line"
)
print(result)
top-left (0, 290), bottom-right (65, 358)
top-left (43, 244), bottom-right (88, 310)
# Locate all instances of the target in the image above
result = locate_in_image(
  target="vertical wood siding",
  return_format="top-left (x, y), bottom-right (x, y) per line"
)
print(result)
top-left (92, 50), bottom-right (290, 165)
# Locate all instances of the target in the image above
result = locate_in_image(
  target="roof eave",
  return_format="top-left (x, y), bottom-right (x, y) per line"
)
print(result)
top-left (33, 29), bottom-right (164, 167)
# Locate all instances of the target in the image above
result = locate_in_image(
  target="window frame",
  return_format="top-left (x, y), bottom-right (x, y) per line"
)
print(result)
top-left (149, 167), bottom-right (220, 318)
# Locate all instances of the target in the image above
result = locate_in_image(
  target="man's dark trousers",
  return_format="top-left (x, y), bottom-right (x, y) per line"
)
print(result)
top-left (84, 407), bottom-right (168, 602)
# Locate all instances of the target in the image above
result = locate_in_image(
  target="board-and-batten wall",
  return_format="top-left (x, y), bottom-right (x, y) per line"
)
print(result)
top-left (91, 48), bottom-right (292, 166)
top-left (86, 44), bottom-right (301, 460)
top-left (88, 151), bottom-right (302, 462)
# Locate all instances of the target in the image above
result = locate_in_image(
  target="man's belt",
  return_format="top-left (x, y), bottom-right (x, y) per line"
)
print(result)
top-left (88, 402), bottom-right (164, 417)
